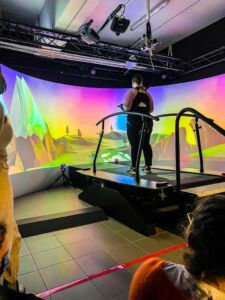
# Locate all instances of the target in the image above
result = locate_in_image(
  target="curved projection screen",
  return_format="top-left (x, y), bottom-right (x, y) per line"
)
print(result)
top-left (1, 65), bottom-right (225, 174)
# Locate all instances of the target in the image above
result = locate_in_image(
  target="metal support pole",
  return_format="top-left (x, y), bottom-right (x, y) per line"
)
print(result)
top-left (175, 114), bottom-right (181, 193)
top-left (93, 120), bottom-right (105, 173)
top-left (135, 118), bottom-right (147, 183)
top-left (194, 117), bottom-right (204, 173)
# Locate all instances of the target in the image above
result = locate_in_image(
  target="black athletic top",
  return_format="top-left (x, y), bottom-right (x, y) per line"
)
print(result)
top-left (127, 87), bottom-right (153, 127)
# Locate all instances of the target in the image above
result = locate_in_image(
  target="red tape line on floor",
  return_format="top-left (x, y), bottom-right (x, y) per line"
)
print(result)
top-left (37, 242), bottom-right (186, 298)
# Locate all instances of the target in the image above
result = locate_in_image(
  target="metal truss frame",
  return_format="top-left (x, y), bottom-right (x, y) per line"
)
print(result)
top-left (0, 19), bottom-right (224, 78)
top-left (183, 46), bottom-right (225, 74)
top-left (0, 19), bottom-right (185, 74)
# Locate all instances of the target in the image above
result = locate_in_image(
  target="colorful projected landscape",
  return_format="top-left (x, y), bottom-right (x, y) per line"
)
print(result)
top-left (1, 65), bottom-right (225, 174)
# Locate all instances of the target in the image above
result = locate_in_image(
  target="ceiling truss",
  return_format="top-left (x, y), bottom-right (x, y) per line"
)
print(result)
top-left (0, 19), bottom-right (224, 81)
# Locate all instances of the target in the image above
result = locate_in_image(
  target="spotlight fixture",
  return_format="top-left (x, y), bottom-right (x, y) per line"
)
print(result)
top-left (79, 19), bottom-right (100, 45)
top-left (97, 3), bottom-right (130, 36)
top-left (110, 16), bottom-right (130, 36)
top-left (90, 68), bottom-right (96, 75)
top-left (130, 0), bottom-right (169, 31)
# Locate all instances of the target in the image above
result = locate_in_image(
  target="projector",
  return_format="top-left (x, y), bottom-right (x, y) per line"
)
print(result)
top-left (80, 28), bottom-right (100, 45)
top-left (79, 19), bottom-right (100, 45)
top-left (110, 16), bottom-right (130, 36)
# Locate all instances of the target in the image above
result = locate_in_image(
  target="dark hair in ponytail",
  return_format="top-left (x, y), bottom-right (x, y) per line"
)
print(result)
top-left (184, 194), bottom-right (225, 281)
top-left (132, 73), bottom-right (144, 86)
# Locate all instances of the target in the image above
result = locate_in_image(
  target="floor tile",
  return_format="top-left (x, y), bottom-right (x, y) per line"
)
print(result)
top-left (76, 250), bottom-right (118, 275)
top-left (19, 271), bottom-right (47, 294)
top-left (40, 260), bottom-right (85, 289)
top-left (102, 219), bottom-right (129, 232)
top-left (25, 232), bottom-right (54, 242)
top-left (26, 236), bottom-right (62, 254)
top-left (51, 282), bottom-right (104, 300)
top-left (91, 230), bottom-right (129, 252)
top-left (55, 229), bottom-right (89, 245)
top-left (81, 222), bottom-right (110, 236)
top-left (156, 231), bottom-right (185, 245)
top-left (109, 292), bottom-right (129, 300)
top-left (118, 229), bottom-right (145, 242)
top-left (20, 240), bottom-right (30, 256)
top-left (126, 263), bottom-right (142, 275)
top-left (105, 242), bottom-right (147, 264)
top-left (15, 187), bottom-right (88, 220)
top-left (33, 247), bottom-right (72, 269)
top-left (92, 270), bottom-right (132, 299)
top-left (159, 249), bottom-right (185, 264)
top-left (19, 255), bottom-right (37, 275)
top-left (15, 187), bottom-right (188, 300)
top-left (65, 239), bottom-right (101, 259)
top-left (134, 236), bottom-right (171, 253)
top-left (53, 227), bottom-right (76, 236)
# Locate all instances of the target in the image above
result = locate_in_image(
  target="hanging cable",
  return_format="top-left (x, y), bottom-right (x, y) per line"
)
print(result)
top-left (97, 4), bottom-right (125, 34)
top-left (145, 0), bottom-right (155, 70)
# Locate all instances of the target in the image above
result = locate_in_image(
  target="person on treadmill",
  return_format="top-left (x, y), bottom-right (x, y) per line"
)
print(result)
top-left (123, 74), bottom-right (154, 174)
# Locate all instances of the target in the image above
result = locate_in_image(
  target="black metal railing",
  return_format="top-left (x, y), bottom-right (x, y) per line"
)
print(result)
top-left (156, 113), bottom-right (206, 176)
top-left (93, 108), bottom-right (225, 191)
top-left (175, 107), bottom-right (225, 192)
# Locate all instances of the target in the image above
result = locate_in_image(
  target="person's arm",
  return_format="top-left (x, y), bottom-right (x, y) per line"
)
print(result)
top-left (129, 258), bottom-right (165, 300)
top-left (123, 89), bottom-right (136, 111)
top-left (146, 91), bottom-right (154, 113)
top-left (0, 69), bottom-right (7, 95)
top-left (0, 103), bottom-right (4, 134)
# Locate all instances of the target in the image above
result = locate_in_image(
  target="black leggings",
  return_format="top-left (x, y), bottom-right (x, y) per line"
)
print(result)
top-left (127, 122), bottom-right (153, 168)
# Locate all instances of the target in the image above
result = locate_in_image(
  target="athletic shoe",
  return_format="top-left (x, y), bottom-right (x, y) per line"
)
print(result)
top-left (145, 166), bottom-right (152, 174)
top-left (3, 280), bottom-right (26, 293)
top-left (129, 167), bottom-right (136, 175)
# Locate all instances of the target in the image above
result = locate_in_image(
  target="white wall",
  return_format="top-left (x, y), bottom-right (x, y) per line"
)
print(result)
top-left (10, 167), bottom-right (64, 198)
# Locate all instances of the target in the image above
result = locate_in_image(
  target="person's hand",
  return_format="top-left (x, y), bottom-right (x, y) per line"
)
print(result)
top-left (118, 104), bottom-right (125, 111)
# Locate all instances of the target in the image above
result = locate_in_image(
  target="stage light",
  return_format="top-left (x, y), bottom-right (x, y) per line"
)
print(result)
top-left (90, 68), bottom-right (96, 75)
top-left (97, 3), bottom-right (130, 36)
top-left (110, 16), bottom-right (130, 36)
top-left (79, 19), bottom-right (100, 45)
top-left (130, 0), bottom-right (170, 31)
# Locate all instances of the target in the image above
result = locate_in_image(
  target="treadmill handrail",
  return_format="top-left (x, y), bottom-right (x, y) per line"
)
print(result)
top-left (175, 107), bottom-right (225, 193)
top-left (156, 113), bottom-right (213, 121)
top-left (96, 111), bottom-right (159, 126)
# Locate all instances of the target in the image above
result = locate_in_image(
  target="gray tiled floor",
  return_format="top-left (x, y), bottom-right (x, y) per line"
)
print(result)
top-left (16, 187), bottom-right (185, 300)
top-left (15, 187), bottom-right (90, 220)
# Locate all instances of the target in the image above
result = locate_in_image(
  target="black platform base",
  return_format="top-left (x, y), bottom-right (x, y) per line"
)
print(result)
top-left (69, 166), bottom-right (200, 236)
top-left (79, 184), bottom-right (156, 236)
top-left (17, 207), bottom-right (107, 237)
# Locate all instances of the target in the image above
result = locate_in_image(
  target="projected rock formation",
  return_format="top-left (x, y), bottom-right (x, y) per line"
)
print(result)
top-left (0, 96), bottom-right (9, 115)
top-left (9, 77), bottom-right (56, 170)
top-left (189, 119), bottom-right (225, 150)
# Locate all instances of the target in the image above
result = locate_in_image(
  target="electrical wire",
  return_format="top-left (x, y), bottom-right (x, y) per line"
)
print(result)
top-left (97, 4), bottom-right (125, 34)
top-left (145, 0), bottom-right (155, 70)
top-left (119, 4), bottom-right (126, 17)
